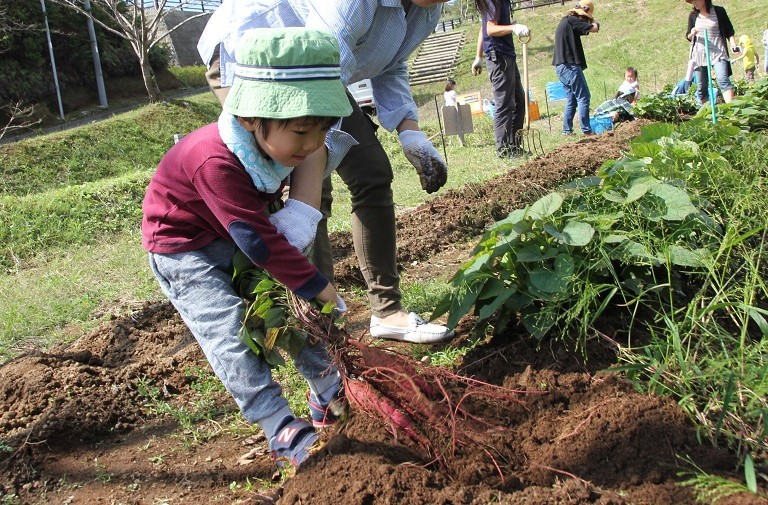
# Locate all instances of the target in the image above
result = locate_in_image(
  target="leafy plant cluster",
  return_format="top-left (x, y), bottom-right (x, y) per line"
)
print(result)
top-left (435, 121), bottom-right (723, 345)
top-left (702, 77), bottom-right (768, 132)
top-left (231, 251), bottom-right (338, 368)
top-left (436, 118), bottom-right (768, 482)
top-left (633, 84), bottom-right (699, 123)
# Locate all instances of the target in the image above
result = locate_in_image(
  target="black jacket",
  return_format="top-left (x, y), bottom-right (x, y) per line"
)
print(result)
top-left (552, 15), bottom-right (594, 69)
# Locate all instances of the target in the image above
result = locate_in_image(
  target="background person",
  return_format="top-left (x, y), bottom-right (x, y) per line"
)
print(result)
top-left (551, 0), bottom-right (601, 136)
top-left (471, 0), bottom-right (530, 158)
top-left (731, 34), bottom-right (759, 82)
top-left (763, 25), bottom-right (768, 73)
top-left (142, 28), bottom-right (352, 469)
top-left (615, 67), bottom-right (640, 104)
top-left (198, 0), bottom-right (454, 344)
top-left (685, 0), bottom-right (739, 104)
top-left (444, 79), bottom-right (458, 107)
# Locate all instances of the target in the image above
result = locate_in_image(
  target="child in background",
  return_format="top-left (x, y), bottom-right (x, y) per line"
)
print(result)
top-left (762, 26), bottom-right (768, 74)
top-left (732, 34), bottom-right (759, 82)
top-left (444, 79), bottom-right (458, 107)
top-left (142, 28), bottom-right (354, 469)
top-left (615, 67), bottom-right (640, 104)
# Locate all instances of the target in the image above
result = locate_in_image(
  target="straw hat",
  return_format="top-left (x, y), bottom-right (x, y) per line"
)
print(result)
top-left (569, 0), bottom-right (595, 20)
top-left (224, 28), bottom-right (352, 119)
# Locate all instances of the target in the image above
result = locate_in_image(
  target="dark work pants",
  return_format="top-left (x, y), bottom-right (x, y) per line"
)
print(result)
top-left (487, 52), bottom-right (525, 153)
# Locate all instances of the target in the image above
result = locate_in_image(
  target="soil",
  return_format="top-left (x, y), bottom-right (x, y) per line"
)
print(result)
top-left (1, 120), bottom-right (765, 505)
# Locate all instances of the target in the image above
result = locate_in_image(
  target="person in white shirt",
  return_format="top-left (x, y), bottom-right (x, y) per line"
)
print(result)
top-left (197, 0), bottom-right (455, 344)
top-left (762, 26), bottom-right (768, 73)
top-left (614, 67), bottom-right (639, 104)
top-left (444, 79), bottom-right (458, 107)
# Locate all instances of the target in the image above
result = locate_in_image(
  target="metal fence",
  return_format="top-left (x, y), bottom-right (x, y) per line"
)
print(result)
top-left (512, 0), bottom-right (568, 11)
top-left (138, 0), bottom-right (222, 12)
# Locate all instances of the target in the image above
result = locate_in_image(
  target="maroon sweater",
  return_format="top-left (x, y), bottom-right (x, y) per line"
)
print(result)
top-left (141, 123), bottom-right (328, 300)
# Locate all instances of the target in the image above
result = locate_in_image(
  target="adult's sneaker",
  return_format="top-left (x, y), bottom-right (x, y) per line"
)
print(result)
top-left (370, 312), bottom-right (454, 344)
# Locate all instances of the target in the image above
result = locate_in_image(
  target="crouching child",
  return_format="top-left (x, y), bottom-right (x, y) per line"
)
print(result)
top-left (141, 28), bottom-right (356, 469)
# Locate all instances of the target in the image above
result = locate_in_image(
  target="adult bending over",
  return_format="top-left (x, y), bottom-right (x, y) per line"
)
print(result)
top-left (198, 0), bottom-right (454, 343)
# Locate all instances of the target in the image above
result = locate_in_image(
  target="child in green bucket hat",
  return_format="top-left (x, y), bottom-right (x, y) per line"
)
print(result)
top-left (141, 27), bottom-right (355, 469)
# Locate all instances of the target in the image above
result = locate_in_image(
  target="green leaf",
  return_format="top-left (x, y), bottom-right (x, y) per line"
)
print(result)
top-left (275, 328), bottom-right (309, 359)
top-left (238, 326), bottom-right (264, 357)
top-left (560, 176), bottom-right (601, 190)
top-left (516, 244), bottom-right (547, 262)
top-left (488, 208), bottom-right (526, 232)
top-left (522, 306), bottom-right (556, 339)
top-left (667, 245), bottom-right (710, 268)
top-left (613, 239), bottom-right (656, 263)
top-left (744, 454), bottom-right (757, 493)
top-left (263, 307), bottom-right (286, 329)
top-left (478, 278), bottom-right (507, 300)
top-left (477, 285), bottom-right (516, 320)
top-left (527, 192), bottom-right (563, 220)
top-left (529, 255), bottom-right (573, 294)
top-left (747, 308), bottom-right (768, 336)
top-left (648, 183), bottom-right (698, 221)
top-left (544, 220), bottom-right (595, 246)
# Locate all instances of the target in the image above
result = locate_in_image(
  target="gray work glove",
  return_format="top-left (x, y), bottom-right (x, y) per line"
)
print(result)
top-left (398, 130), bottom-right (448, 194)
top-left (268, 198), bottom-right (322, 254)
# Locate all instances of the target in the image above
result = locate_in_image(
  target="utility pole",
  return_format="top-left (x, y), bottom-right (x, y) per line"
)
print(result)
top-left (83, 0), bottom-right (108, 107)
top-left (40, 0), bottom-right (65, 119)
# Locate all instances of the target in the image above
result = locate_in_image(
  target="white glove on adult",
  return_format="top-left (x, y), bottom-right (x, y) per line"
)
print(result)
top-left (512, 23), bottom-right (530, 37)
top-left (471, 56), bottom-right (483, 75)
top-left (398, 130), bottom-right (448, 194)
top-left (268, 198), bottom-right (322, 254)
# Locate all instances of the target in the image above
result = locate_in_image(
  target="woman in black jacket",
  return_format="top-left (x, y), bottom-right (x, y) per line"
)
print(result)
top-left (685, 0), bottom-right (739, 104)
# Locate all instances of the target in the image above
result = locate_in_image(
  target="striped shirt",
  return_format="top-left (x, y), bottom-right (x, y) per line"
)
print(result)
top-left (198, 0), bottom-right (444, 131)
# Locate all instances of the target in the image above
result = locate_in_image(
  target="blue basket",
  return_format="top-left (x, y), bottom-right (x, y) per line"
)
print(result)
top-left (545, 81), bottom-right (568, 101)
top-left (589, 115), bottom-right (613, 134)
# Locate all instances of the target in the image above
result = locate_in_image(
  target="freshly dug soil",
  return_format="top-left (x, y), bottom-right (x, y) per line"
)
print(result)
top-left (1, 121), bottom-right (763, 504)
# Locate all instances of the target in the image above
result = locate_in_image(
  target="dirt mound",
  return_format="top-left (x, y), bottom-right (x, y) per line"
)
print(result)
top-left (1, 122), bottom-right (761, 505)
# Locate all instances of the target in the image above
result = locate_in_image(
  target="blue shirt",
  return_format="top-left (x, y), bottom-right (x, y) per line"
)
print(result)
top-left (198, 0), bottom-right (443, 132)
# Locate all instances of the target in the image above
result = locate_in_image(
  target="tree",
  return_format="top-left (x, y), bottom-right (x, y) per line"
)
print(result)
top-left (47, 0), bottom-right (219, 103)
top-left (0, 5), bottom-right (42, 139)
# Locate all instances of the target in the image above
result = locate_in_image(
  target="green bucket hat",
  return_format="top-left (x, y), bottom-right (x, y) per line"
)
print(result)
top-left (224, 27), bottom-right (352, 119)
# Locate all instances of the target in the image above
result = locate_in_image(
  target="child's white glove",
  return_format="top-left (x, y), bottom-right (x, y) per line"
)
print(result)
top-left (268, 198), bottom-right (322, 254)
top-left (398, 130), bottom-right (448, 194)
top-left (335, 294), bottom-right (347, 313)
top-left (511, 24), bottom-right (530, 37)
top-left (471, 56), bottom-right (483, 75)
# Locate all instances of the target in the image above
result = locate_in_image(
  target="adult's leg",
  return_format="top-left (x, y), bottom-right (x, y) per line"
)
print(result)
top-left (314, 94), bottom-right (402, 317)
top-left (488, 56), bottom-right (517, 154)
top-left (714, 60), bottom-right (734, 103)
top-left (311, 178), bottom-right (335, 281)
top-left (694, 66), bottom-right (709, 104)
top-left (569, 68), bottom-right (592, 134)
top-left (511, 61), bottom-right (526, 134)
top-left (556, 64), bottom-right (577, 134)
